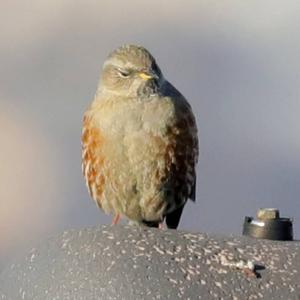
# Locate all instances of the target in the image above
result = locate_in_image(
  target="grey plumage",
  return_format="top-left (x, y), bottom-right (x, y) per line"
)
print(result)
top-left (82, 45), bottom-right (199, 229)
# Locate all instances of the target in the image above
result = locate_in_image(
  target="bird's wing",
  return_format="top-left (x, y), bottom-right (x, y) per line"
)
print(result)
top-left (161, 81), bottom-right (199, 229)
top-left (173, 92), bottom-right (199, 202)
top-left (82, 112), bottom-right (106, 209)
top-left (166, 105), bottom-right (198, 228)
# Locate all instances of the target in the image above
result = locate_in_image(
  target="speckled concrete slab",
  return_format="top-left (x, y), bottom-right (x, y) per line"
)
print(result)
top-left (1, 225), bottom-right (299, 299)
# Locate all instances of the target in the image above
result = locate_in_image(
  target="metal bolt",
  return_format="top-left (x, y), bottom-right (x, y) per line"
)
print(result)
top-left (243, 208), bottom-right (293, 240)
top-left (257, 208), bottom-right (279, 220)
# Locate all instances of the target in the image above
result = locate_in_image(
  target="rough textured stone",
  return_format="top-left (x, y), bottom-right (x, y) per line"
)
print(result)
top-left (1, 225), bottom-right (299, 299)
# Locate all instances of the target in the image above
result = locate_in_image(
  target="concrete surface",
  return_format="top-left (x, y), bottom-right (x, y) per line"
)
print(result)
top-left (0, 225), bottom-right (299, 299)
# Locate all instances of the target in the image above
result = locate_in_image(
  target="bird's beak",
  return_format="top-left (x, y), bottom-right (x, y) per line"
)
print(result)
top-left (138, 71), bottom-right (159, 81)
top-left (138, 72), bottom-right (154, 80)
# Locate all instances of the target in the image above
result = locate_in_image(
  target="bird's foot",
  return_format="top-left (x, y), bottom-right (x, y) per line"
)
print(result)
top-left (158, 222), bottom-right (164, 229)
top-left (112, 214), bottom-right (121, 225)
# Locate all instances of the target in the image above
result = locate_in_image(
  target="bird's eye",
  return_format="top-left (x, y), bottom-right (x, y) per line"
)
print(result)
top-left (118, 69), bottom-right (130, 78)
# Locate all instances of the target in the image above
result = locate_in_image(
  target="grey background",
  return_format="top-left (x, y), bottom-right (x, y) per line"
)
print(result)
top-left (1, 1), bottom-right (300, 268)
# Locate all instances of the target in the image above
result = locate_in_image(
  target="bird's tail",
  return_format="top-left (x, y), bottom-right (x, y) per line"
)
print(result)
top-left (165, 204), bottom-right (185, 229)
top-left (141, 220), bottom-right (160, 228)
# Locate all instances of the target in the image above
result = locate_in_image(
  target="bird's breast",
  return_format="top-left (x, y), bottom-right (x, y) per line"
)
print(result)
top-left (83, 96), bottom-right (178, 214)
top-left (91, 96), bottom-right (176, 137)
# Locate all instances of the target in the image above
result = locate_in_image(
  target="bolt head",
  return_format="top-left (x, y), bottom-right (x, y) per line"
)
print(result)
top-left (257, 208), bottom-right (280, 220)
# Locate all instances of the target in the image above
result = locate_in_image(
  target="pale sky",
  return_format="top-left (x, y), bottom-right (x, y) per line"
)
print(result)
top-left (1, 1), bottom-right (300, 267)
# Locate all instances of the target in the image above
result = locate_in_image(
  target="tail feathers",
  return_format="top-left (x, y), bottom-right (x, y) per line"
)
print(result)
top-left (165, 204), bottom-right (185, 229)
top-left (190, 174), bottom-right (196, 202)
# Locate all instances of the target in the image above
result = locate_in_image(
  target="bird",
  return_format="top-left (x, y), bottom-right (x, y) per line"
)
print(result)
top-left (82, 45), bottom-right (198, 229)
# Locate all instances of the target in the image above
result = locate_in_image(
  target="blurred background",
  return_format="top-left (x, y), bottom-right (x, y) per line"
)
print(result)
top-left (1, 1), bottom-right (300, 268)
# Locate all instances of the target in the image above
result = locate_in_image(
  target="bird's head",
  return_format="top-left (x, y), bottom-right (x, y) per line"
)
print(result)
top-left (99, 45), bottom-right (164, 97)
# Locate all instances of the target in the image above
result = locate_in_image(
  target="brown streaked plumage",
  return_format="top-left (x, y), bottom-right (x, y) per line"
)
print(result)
top-left (82, 45), bottom-right (199, 229)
